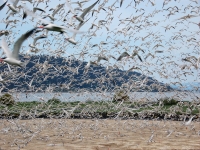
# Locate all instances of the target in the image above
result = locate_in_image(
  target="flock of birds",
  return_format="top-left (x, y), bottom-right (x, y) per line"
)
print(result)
top-left (0, 0), bottom-right (199, 96)
top-left (0, 0), bottom-right (199, 149)
top-left (0, 0), bottom-right (199, 89)
top-left (0, 0), bottom-right (199, 108)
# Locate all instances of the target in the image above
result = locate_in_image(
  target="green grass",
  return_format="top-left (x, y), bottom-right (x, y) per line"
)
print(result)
top-left (0, 100), bottom-right (199, 118)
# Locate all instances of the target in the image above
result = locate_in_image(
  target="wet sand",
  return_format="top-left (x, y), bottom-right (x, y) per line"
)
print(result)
top-left (0, 119), bottom-right (199, 150)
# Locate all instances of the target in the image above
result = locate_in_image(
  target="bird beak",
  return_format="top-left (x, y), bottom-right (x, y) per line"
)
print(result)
top-left (38, 26), bottom-right (44, 28)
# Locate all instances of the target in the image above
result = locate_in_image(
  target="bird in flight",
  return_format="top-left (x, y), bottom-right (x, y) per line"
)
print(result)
top-left (0, 28), bottom-right (37, 67)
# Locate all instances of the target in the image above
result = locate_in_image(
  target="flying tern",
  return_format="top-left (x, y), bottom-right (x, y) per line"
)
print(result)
top-left (0, 28), bottom-right (37, 67)
top-left (73, 0), bottom-right (99, 23)
top-left (65, 18), bottom-right (90, 45)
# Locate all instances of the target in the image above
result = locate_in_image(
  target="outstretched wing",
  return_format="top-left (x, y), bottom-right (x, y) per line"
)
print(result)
top-left (33, 35), bottom-right (47, 46)
top-left (117, 52), bottom-right (130, 61)
top-left (12, 27), bottom-right (37, 60)
top-left (72, 17), bottom-right (90, 39)
top-left (33, 7), bottom-right (45, 13)
top-left (0, 0), bottom-right (8, 11)
top-left (13, 0), bottom-right (20, 7)
top-left (65, 0), bottom-right (75, 14)
top-left (1, 37), bottom-right (12, 58)
top-left (80, 0), bottom-right (99, 19)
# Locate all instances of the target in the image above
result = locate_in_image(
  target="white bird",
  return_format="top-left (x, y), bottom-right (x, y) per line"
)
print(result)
top-left (26, 77), bottom-right (34, 88)
top-left (29, 34), bottom-right (47, 49)
top-left (73, 0), bottom-right (99, 23)
top-left (43, 3), bottom-right (65, 21)
top-left (7, 0), bottom-right (20, 13)
top-left (184, 115), bottom-right (195, 126)
top-left (24, 6), bottom-right (85, 36)
top-left (65, 18), bottom-right (89, 45)
top-left (0, 28), bottom-right (37, 67)
top-left (38, 23), bottom-right (85, 37)
top-left (65, 0), bottom-right (75, 14)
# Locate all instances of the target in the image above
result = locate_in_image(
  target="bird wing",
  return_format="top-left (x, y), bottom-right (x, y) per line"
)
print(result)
top-left (1, 37), bottom-right (12, 58)
top-left (23, 10), bottom-right (27, 19)
top-left (117, 52), bottom-right (130, 61)
top-left (13, 0), bottom-right (20, 7)
top-left (23, 6), bottom-right (50, 24)
top-left (65, 0), bottom-right (75, 14)
top-left (0, 0), bottom-right (8, 11)
top-left (33, 7), bottom-right (45, 13)
top-left (7, 63), bottom-right (12, 72)
top-left (137, 54), bottom-right (143, 62)
top-left (97, 56), bottom-right (108, 62)
top-left (33, 35), bottom-right (47, 46)
top-left (80, 0), bottom-right (99, 19)
top-left (52, 3), bottom-right (64, 17)
top-left (12, 27), bottom-right (37, 60)
top-left (120, 0), bottom-right (124, 7)
top-left (72, 17), bottom-right (90, 39)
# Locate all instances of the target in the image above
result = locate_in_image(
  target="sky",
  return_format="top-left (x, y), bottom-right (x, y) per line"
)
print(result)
top-left (0, 0), bottom-right (200, 86)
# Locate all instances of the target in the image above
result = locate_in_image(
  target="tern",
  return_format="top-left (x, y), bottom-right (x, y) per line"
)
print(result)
top-left (24, 6), bottom-right (85, 35)
top-left (7, 0), bottom-right (20, 13)
top-left (0, 28), bottom-right (37, 67)
top-left (184, 115), bottom-right (195, 126)
top-left (65, 18), bottom-right (90, 45)
top-left (29, 34), bottom-right (47, 49)
top-left (73, 0), bottom-right (99, 23)
top-left (43, 3), bottom-right (64, 21)
top-left (38, 23), bottom-right (66, 34)
top-left (38, 23), bottom-right (85, 36)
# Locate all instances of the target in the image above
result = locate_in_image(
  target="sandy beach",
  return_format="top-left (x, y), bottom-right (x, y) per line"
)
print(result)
top-left (0, 119), bottom-right (199, 150)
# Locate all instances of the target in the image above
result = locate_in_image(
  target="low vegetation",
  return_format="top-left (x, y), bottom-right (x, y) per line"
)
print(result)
top-left (0, 93), bottom-right (15, 106)
top-left (159, 97), bottom-right (178, 105)
top-left (47, 97), bottom-right (61, 103)
top-left (112, 90), bottom-right (129, 102)
top-left (0, 94), bottom-right (199, 119)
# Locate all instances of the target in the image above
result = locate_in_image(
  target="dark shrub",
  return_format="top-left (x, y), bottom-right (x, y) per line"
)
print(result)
top-left (0, 93), bottom-right (15, 105)
top-left (113, 90), bottom-right (129, 102)
top-left (160, 98), bottom-right (178, 105)
top-left (47, 97), bottom-right (61, 103)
